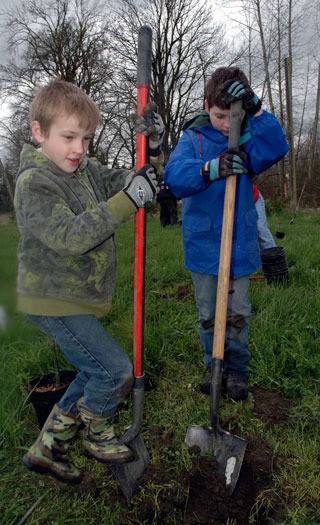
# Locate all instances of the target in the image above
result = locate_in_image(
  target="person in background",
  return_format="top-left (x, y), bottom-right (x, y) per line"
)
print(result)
top-left (156, 180), bottom-right (179, 227)
top-left (164, 67), bottom-right (289, 401)
top-left (253, 184), bottom-right (289, 284)
top-left (253, 184), bottom-right (276, 251)
top-left (15, 79), bottom-right (162, 483)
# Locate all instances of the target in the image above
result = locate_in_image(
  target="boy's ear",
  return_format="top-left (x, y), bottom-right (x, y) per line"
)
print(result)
top-left (204, 99), bottom-right (209, 113)
top-left (31, 121), bottom-right (45, 143)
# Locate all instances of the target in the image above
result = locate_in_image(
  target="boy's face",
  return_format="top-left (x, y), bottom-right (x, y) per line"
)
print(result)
top-left (31, 114), bottom-right (96, 173)
top-left (205, 101), bottom-right (245, 137)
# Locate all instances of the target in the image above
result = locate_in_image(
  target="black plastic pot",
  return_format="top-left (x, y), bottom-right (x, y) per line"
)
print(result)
top-left (261, 246), bottom-right (289, 284)
top-left (26, 370), bottom-right (77, 428)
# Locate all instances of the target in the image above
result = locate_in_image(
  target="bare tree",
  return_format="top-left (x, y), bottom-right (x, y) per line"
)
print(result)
top-left (0, 0), bottom-right (120, 157)
top-left (109, 0), bottom-right (228, 160)
top-left (0, 158), bottom-right (15, 209)
top-left (0, 0), bottom-right (230, 171)
top-left (308, 62), bottom-right (320, 180)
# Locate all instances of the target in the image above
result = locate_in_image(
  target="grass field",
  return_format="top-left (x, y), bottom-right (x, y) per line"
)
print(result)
top-left (0, 208), bottom-right (320, 524)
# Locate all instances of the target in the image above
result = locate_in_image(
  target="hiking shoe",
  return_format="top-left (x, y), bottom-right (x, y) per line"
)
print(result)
top-left (199, 366), bottom-right (212, 395)
top-left (22, 404), bottom-right (82, 483)
top-left (224, 375), bottom-right (248, 401)
top-left (77, 399), bottom-right (134, 464)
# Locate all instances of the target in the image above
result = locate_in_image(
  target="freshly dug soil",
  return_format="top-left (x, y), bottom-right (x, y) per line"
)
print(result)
top-left (29, 381), bottom-right (71, 393)
top-left (116, 386), bottom-right (291, 524)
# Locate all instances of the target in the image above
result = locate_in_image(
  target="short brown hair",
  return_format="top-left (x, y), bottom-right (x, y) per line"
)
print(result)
top-left (205, 67), bottom-right (249, 109)
top-left (29, 79), bottom-right (101, 136)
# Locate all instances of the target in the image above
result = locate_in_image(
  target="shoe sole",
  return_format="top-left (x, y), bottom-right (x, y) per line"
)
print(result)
top-left (83, 449), bottom-right (135, 464)
top-left (227, 393), bottom-right (249, 402)
top-left (199, 382), bottom-right (248, 400)
top-left (22, 455), bottom-right (82, 484)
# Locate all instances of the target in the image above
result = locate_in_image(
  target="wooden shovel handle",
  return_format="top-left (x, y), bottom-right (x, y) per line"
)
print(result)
top-left (212, 100), bottom-right (243, 361)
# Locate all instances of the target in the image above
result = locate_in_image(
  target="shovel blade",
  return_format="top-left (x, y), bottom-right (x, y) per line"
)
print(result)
top-left (213, 428), bottom-right (247, 493)
top-left (185, 424), bottom-right (246, 493)
top-left (110, 434), bottom-right (149, 503)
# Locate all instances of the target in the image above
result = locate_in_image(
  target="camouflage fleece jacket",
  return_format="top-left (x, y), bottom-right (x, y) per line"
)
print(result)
top-left (14, 144), bottom-right (138, 317)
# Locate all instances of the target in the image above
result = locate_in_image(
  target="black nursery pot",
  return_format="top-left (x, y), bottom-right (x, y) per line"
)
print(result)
top-left (26, 370), bottom-right (77, 428)
top-left (261, 246), bottom-right (289, 284)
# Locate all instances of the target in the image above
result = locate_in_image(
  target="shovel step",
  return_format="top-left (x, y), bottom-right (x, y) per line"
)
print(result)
top-left (185, 424), bottom-right (214, 453)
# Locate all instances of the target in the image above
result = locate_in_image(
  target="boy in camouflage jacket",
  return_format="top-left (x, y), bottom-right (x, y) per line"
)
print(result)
top-left (15, 79), bottom-right (163, 483)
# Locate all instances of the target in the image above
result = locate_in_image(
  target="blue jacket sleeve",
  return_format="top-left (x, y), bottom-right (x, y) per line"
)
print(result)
top-left (164, 131), bottom-right (209, 199)
top-left (245, 111), bottom-right (289, 175)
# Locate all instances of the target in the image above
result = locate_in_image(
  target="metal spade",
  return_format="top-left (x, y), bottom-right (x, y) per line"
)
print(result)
top-left (110, 24), bottom-right (152, 504)
top-left (185, 99), bottom-right (247, 494)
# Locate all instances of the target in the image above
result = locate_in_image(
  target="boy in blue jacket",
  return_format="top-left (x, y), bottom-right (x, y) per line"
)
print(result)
top-left (164, 67), bottom-right (288, 400)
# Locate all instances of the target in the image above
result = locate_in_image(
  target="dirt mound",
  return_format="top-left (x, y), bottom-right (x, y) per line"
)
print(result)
top-left (117, 386), bottom-right (291, 524)
top-left (184, 430), bottom-right (283, 525)
top-left (253, 386), bottom-right (291, 427)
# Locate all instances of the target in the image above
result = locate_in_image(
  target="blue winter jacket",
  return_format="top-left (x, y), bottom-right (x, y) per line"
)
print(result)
top-left (164, 110), bottom-right (289, 278)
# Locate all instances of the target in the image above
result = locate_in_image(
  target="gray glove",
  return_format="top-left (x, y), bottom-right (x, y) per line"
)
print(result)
top-left (222, 80), bottom-right (262, 116)
top-left (123, 164), bottom-right (159, 208)
top-left (132, 102), bottom-right (165, 156)
top-left (201, 149), bottom-right (247, 182)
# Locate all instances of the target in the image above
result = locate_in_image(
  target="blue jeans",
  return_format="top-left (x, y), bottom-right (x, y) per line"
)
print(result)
top-left (255, 192), bottom-right (276, 251)
top-left (27, 314), bottom-right (133, 418)
top-left (190, 272), bottom-right (251, 378)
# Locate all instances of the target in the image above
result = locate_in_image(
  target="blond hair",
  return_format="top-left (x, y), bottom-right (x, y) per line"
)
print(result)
top-left (30, 79), bottom-right (101, 136)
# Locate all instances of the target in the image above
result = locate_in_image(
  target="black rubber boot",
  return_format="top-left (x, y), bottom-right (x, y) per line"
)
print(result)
top-left (199, 366), bottom-right (212, 395)
top-left (224, 375), bottom-right (248, 401)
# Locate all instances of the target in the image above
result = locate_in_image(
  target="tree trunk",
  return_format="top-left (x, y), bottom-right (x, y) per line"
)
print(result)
top-left (0, 159), bottom-right (15, 208)
top-left (308, 63), bottom-right (320, 180)
top-left (284, 56), bottom-right (297, 206)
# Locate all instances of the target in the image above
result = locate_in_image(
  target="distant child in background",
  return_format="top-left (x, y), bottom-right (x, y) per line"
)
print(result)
top-left (253, 184), bottom-right (289, 283)
top-left (253, 184), bottom-right (276, 251)
top-left (156, 181), bottom-right (179, 227)
top-left (164, 67), bottom-right (288, 401)
top-left (15, 79), bottom-right (162, 483)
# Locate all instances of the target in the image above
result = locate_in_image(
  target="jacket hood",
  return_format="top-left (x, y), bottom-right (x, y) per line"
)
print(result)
top-left (183, 111), bottom-right (251, 146)
top-left (182, 111), bottom-right (211, 130)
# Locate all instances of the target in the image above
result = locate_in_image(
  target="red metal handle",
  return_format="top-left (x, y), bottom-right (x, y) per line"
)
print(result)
top-left (134, 26), bottom-right (152, 377)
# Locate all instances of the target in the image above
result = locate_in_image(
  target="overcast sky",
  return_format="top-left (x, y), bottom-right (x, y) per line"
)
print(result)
top-left (0, 0), bottom-right (317, 118)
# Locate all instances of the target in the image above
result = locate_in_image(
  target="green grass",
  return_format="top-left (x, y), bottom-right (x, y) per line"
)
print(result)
top-left (1, 209), bottom-right (320, 524)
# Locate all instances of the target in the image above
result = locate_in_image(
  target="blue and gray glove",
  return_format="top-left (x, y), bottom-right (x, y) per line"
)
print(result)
top-left (201, 149), bottom-right (247, 183)
top-left (222, 80), bottom-right (262, 116)
top-left (132, 102), bottom-right (165, 156)
top-left (123, 164), bottom-right (159, 208)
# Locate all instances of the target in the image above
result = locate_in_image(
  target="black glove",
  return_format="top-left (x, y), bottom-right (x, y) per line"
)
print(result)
top-left (132, 102), bottom-right (165, 156)
top-left (201, 149), bottom-right (247, 183)
top-left (123, 164), bottom-right (159, 208)
top-left (222, 80), bottom-right (262, 116)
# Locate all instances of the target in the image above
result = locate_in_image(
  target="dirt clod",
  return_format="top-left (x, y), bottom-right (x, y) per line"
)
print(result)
top-left (252, 386), bottom-right (292, 427)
